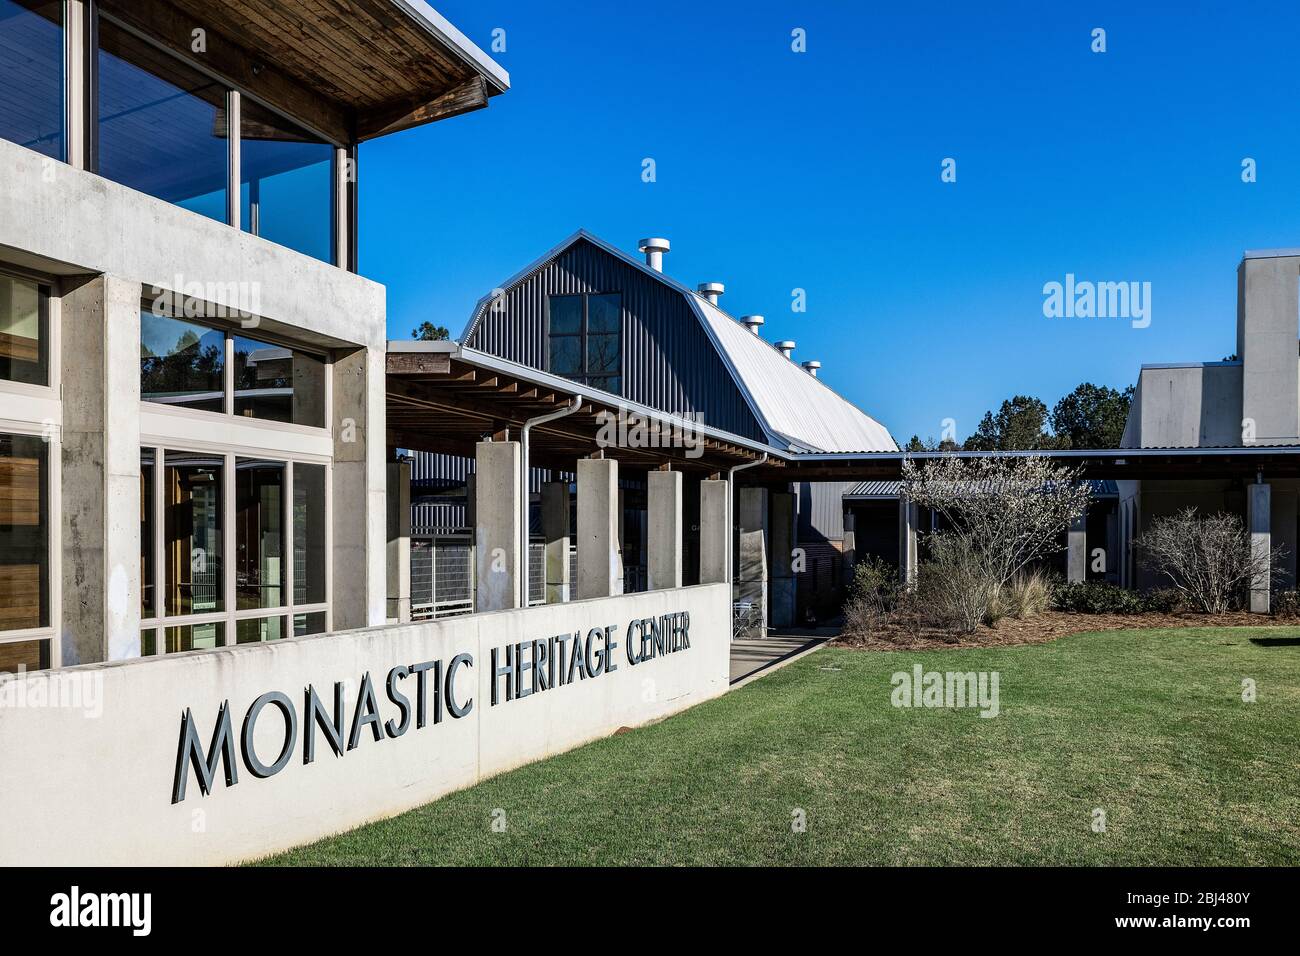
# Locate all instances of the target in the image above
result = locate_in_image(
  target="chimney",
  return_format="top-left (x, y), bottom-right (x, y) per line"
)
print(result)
top-left (801, 360), bottom-right (821, 377)
top-left (698, 282), bottom-right (725, 305)
top-left (740, 315), bottom-right (765, 335)
top-left (776, 340), bottom-right (796, 359)
top-left (638, 237), bottom-right (670, 272)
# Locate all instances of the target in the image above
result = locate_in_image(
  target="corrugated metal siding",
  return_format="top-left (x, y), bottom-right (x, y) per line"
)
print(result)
top-left (465, 237), bottom-right (766, 442)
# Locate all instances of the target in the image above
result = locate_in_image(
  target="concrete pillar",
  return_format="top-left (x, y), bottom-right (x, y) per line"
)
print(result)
top-left (541, 481), bottom-right (570, 603)
top-left (577, 457), bottom-right (621, 599)
top-left (474, 441), bottom-right (521, 611)
top-left (331, 345), bottom-right (386, 630)
top-left (1067, 510), bottom-right (1087, 583)
top-left (699, 479), bottom-right (728, 585)
top-left (1238, 254), bottom-right (1300, 444)
top-left (769, 490), bottom-right (796, 628)
top-left (1248, 482), bottom-right (1271, 613)
top-left (647, 469), bottom-right (683, 590)
top-left (736, 487), bottom-right (769, 633)
top-left (898, 494), bottom-right (919, 588)
top-left (60, 275), bottom-right (141, 665)
top-left (386, 459), bottom-right (411, 623)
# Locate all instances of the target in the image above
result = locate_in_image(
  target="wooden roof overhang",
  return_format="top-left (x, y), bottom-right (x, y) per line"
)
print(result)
top-left (99, 0), bottom-right (508, 145)
top-left (387, 349), bottom-right (779, 476)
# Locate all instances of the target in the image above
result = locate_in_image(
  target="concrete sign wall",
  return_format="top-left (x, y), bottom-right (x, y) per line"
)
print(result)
top-left (0, 584), bottom-right (730, 866)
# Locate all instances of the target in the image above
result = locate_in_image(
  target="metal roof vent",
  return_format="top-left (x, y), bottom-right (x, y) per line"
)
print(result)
top-left (776, 340), bottom-right (796, 359)
top-left (801, 360), bottom-right (821, 377)
top-left (698, 282), bottom-right (725, 305)
top-left (740, 315), bottom-right (765, 335)
top-left (638, 237), bottom-right (670, 272)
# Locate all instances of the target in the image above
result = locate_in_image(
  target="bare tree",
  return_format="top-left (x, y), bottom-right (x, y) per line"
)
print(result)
top-left (902, 454), bottom-right (1092, 632)
top-left (1136, 508), bottom-right (1284, 613)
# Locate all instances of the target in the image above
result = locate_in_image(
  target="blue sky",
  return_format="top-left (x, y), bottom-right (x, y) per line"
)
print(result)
top-left (360, 1), bottom-right (1300, 444)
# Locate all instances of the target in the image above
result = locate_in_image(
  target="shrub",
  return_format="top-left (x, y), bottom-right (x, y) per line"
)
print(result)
top-left (916, 531), bottom-right (997, 634)
top-left (842, 555), bottom-right (901, 635)
top-left (1273, 590), bottom-right (1300, 619)
top-left (1136, 508), bottom-right (1286, 613)
top-left (995, 568), bottom-right (1057, 620)
top-left (1054, 581), bottom-right (1144, 615)
top-left (1142, 587), bottom-right (1186, 614)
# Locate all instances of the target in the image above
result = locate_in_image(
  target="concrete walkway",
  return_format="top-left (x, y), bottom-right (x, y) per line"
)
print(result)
top-left (729, 628), bottom-right (835, 686)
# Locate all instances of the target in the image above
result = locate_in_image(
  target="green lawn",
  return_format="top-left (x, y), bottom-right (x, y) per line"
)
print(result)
top-left (261, 627), bottom-right (1300, 866)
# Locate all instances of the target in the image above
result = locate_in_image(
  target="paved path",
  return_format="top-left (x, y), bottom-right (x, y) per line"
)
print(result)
top-left (729, 629), bottom-right (835, 686)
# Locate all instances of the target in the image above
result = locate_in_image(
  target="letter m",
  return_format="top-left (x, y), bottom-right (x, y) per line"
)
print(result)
top-left (172, 701), bottom-right (238, 803)
top-left (1098, 281), bottom-right (1129, 318)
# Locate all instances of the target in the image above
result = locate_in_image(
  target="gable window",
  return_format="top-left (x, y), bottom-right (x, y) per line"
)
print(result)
top-left (547, 293), bottom-right (621, 394)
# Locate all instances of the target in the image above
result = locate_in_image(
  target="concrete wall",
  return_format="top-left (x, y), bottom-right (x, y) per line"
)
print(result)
top-left (1134, 364), bottom-right (1243, 448)
top-left (1238, 253), bottom-right (1300, 445)
top-left (0, 584), bottom-right (731, 866)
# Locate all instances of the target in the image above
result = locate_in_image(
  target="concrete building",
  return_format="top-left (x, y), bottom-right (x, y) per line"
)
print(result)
top-left (0, 0), bottom-right (509, 671)
top-left (401, 229), bottom-right (897, 631)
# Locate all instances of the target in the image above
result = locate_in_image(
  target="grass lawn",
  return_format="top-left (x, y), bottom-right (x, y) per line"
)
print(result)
top-left (261, 627), bottom-right (1300, 866)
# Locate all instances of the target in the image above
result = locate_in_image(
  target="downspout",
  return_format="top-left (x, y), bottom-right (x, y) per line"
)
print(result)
top-left (726, 453), bottom-right (769, 586)
top-left (520, 397), bottom-right (584, 606)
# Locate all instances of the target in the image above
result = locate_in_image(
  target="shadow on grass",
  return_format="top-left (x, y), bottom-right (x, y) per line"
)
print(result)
top-left (1249, 637), bottom-right (1300, 647)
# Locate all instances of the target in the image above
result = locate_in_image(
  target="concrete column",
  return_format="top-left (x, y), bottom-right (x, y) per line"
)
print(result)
top-left (1067, 510), bottom-right (1087, 583)
top-left (737, 487), bottom-right (769, 633)
top-left (769, 490), bottom-right (796, 628)
top-left (541, 481), bottom-right (570, 603)
top-left (386, 459), bottom-right (411, 623)
top-left (576, 457), bottom-right (621, 599)
top-left (60, 275), bottom-right (141, 665)
top-left (842, 510), bottom-right (857, 587)
top-left (647, 469), bottom-right (683, 590)
top-left (1248, 482), bottom-right (1272, 613)
top-left (898, 494), bottom-right (919, 588)
top-left (699, 479), bottom-right (728, 585)
top-left (331, 345), bottom-right (387, 630)
top-left (474, 441), bottom-right (521, 612)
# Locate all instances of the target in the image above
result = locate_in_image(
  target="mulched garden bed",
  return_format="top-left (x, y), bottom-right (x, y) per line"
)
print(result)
top-left (832, 609), bottom-right (1300, 651)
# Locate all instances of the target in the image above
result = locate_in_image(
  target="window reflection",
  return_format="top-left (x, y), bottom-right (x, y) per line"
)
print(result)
top-left (164, 452), bottom-right (223, 616)
top-left (97, 18), bottom-right (228, 222)
top-left (236, 616), bottom-right (284, 645)
top-left (141, 449), bottom-right (155, 617)
top-left (233, 335), bottom-right (326, 426)
top-left (241, 98), bottom-right (334, 263)
top-left (0, 272), bottom-right (48, 386)
top-left (166, 622), bottom-right (224, 652)
top-left (0, 0), bottom-right (64, 160)
top-left (0, 433), bottom-right (47, 633)
top-left (293, 463), bottom-right (327, 605)
top-left (140, 312), bottom-right (225, 412)
top-left (235, 458), bottom-right (284, 611)
top-left (293, 612), bottom-right (326, 637)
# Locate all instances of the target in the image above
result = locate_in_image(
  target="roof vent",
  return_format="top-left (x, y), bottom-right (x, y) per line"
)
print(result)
top-left (698, 282), bottom-right (725, 305)
top-left (801, 360), bottom-right (821, 377)
top-left (776, 340), bottom-right (796, 359)
top-left (740, 315), bottom-right (765, 335)
top-left (638, 237), bottom-right (670, 272)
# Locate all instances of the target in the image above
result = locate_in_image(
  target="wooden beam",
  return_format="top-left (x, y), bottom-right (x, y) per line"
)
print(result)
top-left (357, 76), bottom-right (489, 140)
top-left (386, 351), bottom-right (452, 375)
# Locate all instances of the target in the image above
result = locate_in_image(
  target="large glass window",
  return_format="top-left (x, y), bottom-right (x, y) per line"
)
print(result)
top-left (97, 18), bottom-right (229, 222)
top-left (241, 98), bottom-right (334, 263)
top-left (164, 451), bottom-right (224, 617)
top-left (0, 272), bottom-right (47, 386)
top-left (140, 312), bottom-right (225, 412)
top-left (141, 449), bottom-right (155, 618)
top-left (233, 334), bottom-right (326, 426)
top-left (547, 293), bottom-right (622, 394)
top-left (235, 458), bottom-right (284, 611)
top-left (0, 0), bottom-right (64, 161)
top-left (0, 433), bottom-right (47, 634)
top-left (293, 462), bottom-right (327, 606)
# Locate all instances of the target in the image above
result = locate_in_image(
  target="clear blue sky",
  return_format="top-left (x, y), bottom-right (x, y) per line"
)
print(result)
top-left (359, 0), bottom-right (1300, 445)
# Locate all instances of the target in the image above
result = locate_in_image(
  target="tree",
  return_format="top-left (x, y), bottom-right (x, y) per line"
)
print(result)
top-left (412, 321), bottom-right (450, 341)
top-left (1136, 508), bottom-right (1285, 613)
top-left (963, 395), bottom-right (1063, 451)
top-left (1050, 383), bottom-right (1133, 450)
top-left (905, 434), bottom-right (961, 452)
top-left (902, 454), bottom-right (1092, 632)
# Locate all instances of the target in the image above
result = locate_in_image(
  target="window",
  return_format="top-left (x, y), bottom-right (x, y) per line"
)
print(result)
top-left (140, 312), bottom-right (225, 412)
top-left (241, 98), bottom-right (335, 264)
top-left (97, 18), bottom-right (229, 223)
top-left (547, 293), bottom-right (622, 394)
top-left (141, 447), bottom-right (329, 656)
top-left (141, 313), bottom-right (327, 427)
top-left (0, 432), bottom-right (49, 672)
top-left (0, 0), bottom-right (64, 161)
top-left (0, 272), bottom-right (48, 386)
